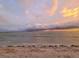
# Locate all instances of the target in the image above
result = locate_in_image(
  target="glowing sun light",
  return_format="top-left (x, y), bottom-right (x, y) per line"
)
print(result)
top-left (61, 7), bottom-right (79, 18)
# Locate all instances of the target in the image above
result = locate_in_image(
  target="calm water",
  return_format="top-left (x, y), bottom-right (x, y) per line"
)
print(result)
top-left (0, 31), bottom-right (79, 45)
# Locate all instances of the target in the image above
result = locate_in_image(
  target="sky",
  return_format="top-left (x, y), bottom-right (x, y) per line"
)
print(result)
top-left (0, 0), bottom-right (79, 31)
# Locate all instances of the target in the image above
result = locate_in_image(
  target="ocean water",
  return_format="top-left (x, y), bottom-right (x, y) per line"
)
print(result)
top-left (0, 31), bottom-right (79, 46)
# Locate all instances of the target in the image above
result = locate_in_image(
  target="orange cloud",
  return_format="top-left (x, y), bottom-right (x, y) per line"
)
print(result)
top-left (49, 0), bottom-right (58, 16)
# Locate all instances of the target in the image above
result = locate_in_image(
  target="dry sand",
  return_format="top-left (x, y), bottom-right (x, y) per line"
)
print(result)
top-left (0, 44), bottom-right (79, 58)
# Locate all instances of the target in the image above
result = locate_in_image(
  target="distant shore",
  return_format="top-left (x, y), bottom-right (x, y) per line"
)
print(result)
top-left (45, 28), bottom-right (79, 32)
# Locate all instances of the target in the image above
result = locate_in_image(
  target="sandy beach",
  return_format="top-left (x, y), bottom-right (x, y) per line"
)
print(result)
top-left (0, 44), bottom-right (79, 58)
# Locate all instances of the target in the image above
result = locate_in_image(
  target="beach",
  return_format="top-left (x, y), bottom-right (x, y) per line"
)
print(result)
top-left (0, 44), bottom-right (79, 58)
top-left (0, 31), bottom-right (79, 57)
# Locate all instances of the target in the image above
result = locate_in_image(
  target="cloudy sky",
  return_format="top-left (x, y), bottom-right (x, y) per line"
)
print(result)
top-left (0, 0), bottom-right (79, 31)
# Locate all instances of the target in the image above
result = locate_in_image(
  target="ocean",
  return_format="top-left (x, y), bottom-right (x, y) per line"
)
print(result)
top-left (0, 31), bottom-right (79, 46)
